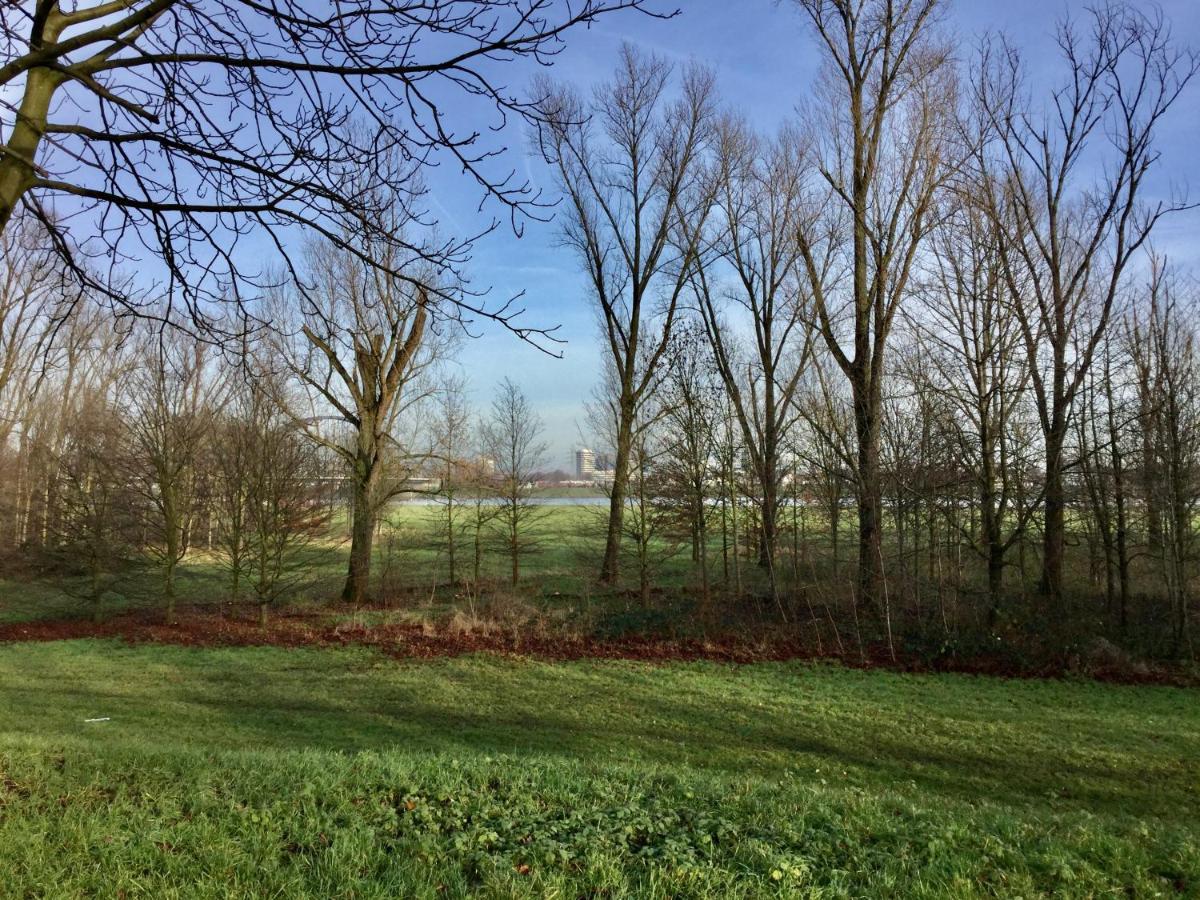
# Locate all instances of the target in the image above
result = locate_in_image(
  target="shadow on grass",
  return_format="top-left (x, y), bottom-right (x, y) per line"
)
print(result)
top-left (3, 643), bottom-right (1196, 824)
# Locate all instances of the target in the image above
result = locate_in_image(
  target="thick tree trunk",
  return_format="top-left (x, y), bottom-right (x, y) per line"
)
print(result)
top-left (981, 483), bottom-right (1004, 623)
top-left (758, 473), bottom-right (780, 610)
top-left (600, 412), bottom-right (634, 584)
top-left (341, 467), bottom-right (374, 605)
top-left (1039, 417), bottom-right (1068, 603)
top-left (853, 381), bottom-right (884, 611)
top-left (758, 474), bottom-right (778, 570)
top-left (985, 540), bottom-right (1004, 621)
top-left (978, 412), bottom-right (1005, 624)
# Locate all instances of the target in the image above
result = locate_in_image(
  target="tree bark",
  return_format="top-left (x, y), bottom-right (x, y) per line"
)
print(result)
top-left (0, 66), bottom-right (59, 231)
top-left (341, 460), bottom-right (375, 605)
top-left (1039, 415), bottom-right (1068, 603)
top-left (600, 412), bottom-right (634, 584)
top-left (852, 375), bottom-right (884, 611)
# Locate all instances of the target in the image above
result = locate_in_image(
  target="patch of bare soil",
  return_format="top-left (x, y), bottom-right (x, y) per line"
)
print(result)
top-left (0, 605), bottom-right (1193, 687)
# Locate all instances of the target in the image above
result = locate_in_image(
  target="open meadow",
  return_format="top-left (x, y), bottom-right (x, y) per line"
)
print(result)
top-left (1, 640), bottom-right (1197, 898)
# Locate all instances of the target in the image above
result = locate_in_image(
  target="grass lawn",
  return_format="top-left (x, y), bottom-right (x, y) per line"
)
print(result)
top-left (0, 503), bottom-right (739, 627)
top-left (0, 641), bottom-right (1196, 897)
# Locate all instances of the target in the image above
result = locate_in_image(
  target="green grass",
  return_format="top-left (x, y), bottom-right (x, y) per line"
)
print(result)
top-left (0, 640), bottom-right (1196, 897)
top-left (0, 504), bottom-right (723, 625)
top-left (0, 578), bottom-right (89, 624)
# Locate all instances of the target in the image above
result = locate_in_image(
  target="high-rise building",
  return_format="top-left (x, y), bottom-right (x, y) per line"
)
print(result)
top-left (575, 448), bottom-right (596, 479)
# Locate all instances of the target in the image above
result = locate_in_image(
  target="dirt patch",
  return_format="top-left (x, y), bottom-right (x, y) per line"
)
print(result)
top-left (0, 608), bottom-right (813, 663)
top-left (0, 606), bottom-right (1194, 687)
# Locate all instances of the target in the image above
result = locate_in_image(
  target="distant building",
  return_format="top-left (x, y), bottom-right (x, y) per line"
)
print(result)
top-left (575, 448), bottom-right (596, 479)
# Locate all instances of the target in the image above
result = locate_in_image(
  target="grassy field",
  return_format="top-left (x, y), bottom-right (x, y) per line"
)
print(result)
top-left (0, 498), bottom-right (1137, 642)
top-left (0, 640), bottom-right (1196, 897)
top-left (0, 503), bottom-right (736, 627)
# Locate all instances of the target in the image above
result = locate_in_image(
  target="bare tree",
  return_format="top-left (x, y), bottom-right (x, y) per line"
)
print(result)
top-left (655, 320), bottom-right (721, 606)
top-left (211, 381), bottom-right (257, 603)
top-left (463, 455), bottom-right (501, 594)
top-left (974, 3), bottom-right (1197, 601)
top-left (791, 0), bottom-right (955, 610)
top-left (481, 377), bottom-right (546, 587)
top-left (0, 0), bottom-right (662, 334)
top-left (1129, 266), bottom-right (1200, 655)
top-left (5, 303), bottom-right (125, 552)
top-left (690, 119), bottom-right (812, 603)
top-left (1074, 335), bottom-right (1134, 626)
top-left (0, 215), bottom-right (68, 448)
top-left (536, 43), bottom-right (717, 584)
top-left (712, 394), bottom-right (749, 599)
top-left (282, 232), bottom-right (442, 606)
top-left (429, 373), bottom-right (474, 586)
top-left (126, 328), bottom-right (221, 621)
top-left (47, 379), bottom-right (141, 622)
top-left (211, 365), bottom-right (331, 624)
top-left (243, 382), bottom-right (329, 627)
top-left (796, 355), bottom-right (855, 584)
top-left (625, 419), bottom-right (678, 608)
top-left (911, 192), bottom-right (1038, 620)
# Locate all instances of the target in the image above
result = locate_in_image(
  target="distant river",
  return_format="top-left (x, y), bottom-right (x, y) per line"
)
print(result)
top-left (392, 496), bottom-right (610, 507)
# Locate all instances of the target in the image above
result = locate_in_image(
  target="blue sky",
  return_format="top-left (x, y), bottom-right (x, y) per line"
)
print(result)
top-left (432, 0), bottom-right (1200, 468)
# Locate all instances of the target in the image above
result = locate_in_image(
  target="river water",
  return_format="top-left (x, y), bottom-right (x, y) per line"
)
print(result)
top-left (392, 496), bottom-right (611, 507)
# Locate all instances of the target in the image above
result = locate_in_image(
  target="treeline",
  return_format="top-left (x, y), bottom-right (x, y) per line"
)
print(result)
top-left (534, 1), bottom-right (1200, 660)
top-left (0, 220), bottom-right (561, 626)
top-left (0, 1), bottom-right (1198, 662)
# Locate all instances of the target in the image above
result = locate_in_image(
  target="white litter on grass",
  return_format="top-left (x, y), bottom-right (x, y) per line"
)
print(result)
top-left (83, 717), bottom-right (110, 723)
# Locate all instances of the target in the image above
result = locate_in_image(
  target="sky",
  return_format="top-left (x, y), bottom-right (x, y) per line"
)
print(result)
top-left (6, 1), bottom-right (1195, 469)
top-left (421, 0), bottom-right (1200, 471)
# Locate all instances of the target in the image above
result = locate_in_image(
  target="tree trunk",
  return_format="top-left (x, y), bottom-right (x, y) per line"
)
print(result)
top-left (446, 509), bottom-right (457, 587)
top-left (165, 555), bottom-right (177, 624)
top-left (341, 467), bottom-right (374, 605)
top-left (0, 67), bottom-right (59, 231)
top-left (473, 512), bottom-right (483, 589)
top-left (600, 413), bottom-right (634, 584)
top-left (1107, 395), bottom-right (1130, 634)
top-left (1039, 416), bottom-right (1068, 603)
top-left (510, 527), bottom-right (519, 587)
top-left (720, 491), bottom-right (729, 583)
top-left (981, 486), bottom-right (1005, 625)
top-left (853, 382), bottom-right (884, 611)
top-left (730, 468), bottom-right (741, 600)
top-left (758, 476), bottom-right (778, 569)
